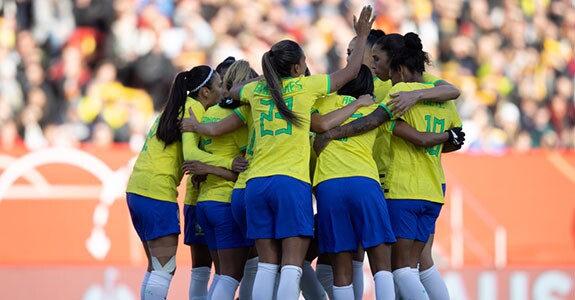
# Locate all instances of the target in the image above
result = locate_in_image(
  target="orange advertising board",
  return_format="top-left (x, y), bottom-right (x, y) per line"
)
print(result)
top-left (0, 146), bottom-right (574, 298)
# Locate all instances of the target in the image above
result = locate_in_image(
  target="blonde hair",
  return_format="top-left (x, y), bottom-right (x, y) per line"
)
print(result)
top-left (223, 60), bottom-right (258, 91)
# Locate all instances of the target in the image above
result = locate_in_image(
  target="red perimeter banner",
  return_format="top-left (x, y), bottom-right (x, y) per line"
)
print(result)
top-left (0, 145), bottom-right (574, 299)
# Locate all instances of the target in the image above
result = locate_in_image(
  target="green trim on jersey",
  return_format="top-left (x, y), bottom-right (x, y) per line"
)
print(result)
top-left (234, 108), bottom-right (247, 123)
top-left (378, 103), bottom-right (393, 119)
top-left (389, 120), bottom-right (397, 133)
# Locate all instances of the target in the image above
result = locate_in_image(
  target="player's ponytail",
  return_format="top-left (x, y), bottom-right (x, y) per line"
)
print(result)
top-left (337, 64), bottom-right (374, 98)
top-left (157, 66), bottom-right (214, 146)
top-left (156, 71), bottom-right (188, 145)
top-left (262, 40), bottom-right (303, 126)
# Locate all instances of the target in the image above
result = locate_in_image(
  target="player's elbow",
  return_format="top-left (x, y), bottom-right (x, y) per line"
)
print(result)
top-left (312, 122), bottom-right (329, 133)
top-left (311, 117), bottom-right (329, 133)
top-left (451, 89), bottom-right (461, 100)
top-left (446, 86), bottom-right (461, 100)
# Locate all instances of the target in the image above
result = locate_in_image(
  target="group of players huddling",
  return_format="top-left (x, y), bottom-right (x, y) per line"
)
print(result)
top-left (126, 5), bottom-right (465, 300)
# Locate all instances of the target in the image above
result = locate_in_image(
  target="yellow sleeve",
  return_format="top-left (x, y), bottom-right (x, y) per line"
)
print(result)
top-left (234, 105), bottom-right (250, 124)
top-left (305, 75), bottom-right (331, 96)
top-left (422, 72), bottom-right (442, 85)
top-left (239, 82), bottom-right (256, 104)
top-left (182, 100), bottom-right (233, 169)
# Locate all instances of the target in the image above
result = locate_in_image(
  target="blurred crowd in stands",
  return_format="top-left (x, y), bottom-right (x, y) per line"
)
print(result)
top-left (0, 0), bottom-right (574, 153)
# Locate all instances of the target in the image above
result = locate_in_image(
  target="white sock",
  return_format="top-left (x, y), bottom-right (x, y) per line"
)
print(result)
top-left (208, 274), bottom-right (220, 300)
top-left (277, 265), bottom-right (302, 300)
top-left (300, 260), bottom-right (327, 299)
top-left (253, 263), bottom-right (279, 300)
top-left (353, 260), bottom-right (364, 299)
top-left (190, 266), bottom-right (210, 300)
top-left (144, 270), bottom-right (172, 300)
top-left (393, 267), bottom-right (429, 300)
top-left (374, 270), bottom-right (395, 300)
top-left (420, 265), bottom-right (450, 300)
top-left (141, 271), bottom-right (151, 300)
top-left (211, 275), bottom-right (240, 300)
top-left (333, 284), bottom-right (354, 300)
top-left (272, 271), bottom-right (280, 300)
top-left (240, 257), bottom-right (258, 300)
top-left (316, 264), bottom-right (334, 299)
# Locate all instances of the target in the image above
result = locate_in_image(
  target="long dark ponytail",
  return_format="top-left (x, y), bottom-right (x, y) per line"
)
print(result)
top-left (156, 66), bottom-right (215, 145)
top-left (337, 64), bottom-right (374, 98)
top-left (261, 40), bottom-right (303, 126)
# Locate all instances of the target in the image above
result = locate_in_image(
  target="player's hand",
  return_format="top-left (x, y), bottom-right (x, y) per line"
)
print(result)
top-left (180, 107), bottom-right (200, 132)
top-left (231, 156), bottom-right (249, 172)
top-left (313, 132), bottom-right (332, 155)
top-left (191, 174), bottom-right (207, 189)
top-left (446, 127), bottom-right (465, 147)
top-left (183, 160), bottom-right (211, 175)
top-left (356, 94), bottom-right (376, 108)
top-left (353, 5), bottom-right (375, 38)
top-left (387, 90), bottom-right (420, 117)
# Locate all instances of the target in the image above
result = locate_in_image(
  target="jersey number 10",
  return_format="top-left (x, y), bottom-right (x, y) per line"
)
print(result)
top-left (424, 115), bottom-right (445, 157)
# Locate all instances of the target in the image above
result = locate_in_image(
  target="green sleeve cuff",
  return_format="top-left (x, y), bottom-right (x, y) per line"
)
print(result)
top-left (234, 108), bottom-right (247, 124)
top-left (326, 75), bottom-right (331, 94)
top-left (389, 120), bottom-right (397, 134)
top-left (239, 85), bottom-right (246, 102)
top-left (310, 108), bottom-right (319, 115)
top-left (432, 79), bottom-right (444, 86)
top-left (378, 103), bottom-right (392, 119)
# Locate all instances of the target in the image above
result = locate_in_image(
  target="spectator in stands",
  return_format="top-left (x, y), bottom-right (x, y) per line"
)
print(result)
top-left (0, 0), bottom-right (572, 152)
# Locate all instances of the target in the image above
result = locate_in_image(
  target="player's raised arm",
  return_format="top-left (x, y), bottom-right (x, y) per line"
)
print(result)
top-left (328, 5), bottom-right (376, 93)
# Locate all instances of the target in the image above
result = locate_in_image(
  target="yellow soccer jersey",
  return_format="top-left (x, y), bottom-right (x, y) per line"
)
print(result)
top-left (233, 104), bottom-right (253, 190)
top-left (197, 105), bottom-right (248, 203)
top-left (239, 74), bottom-right (331, 183)
top-left (372, 73), bottom-right (443, 186)
top-left (182, 98), bottom-right (233, 169)
top-left (373, 77), bottom-right (392, 103)
top-left (383, 82), bottom-right (461, 204)
top-left (126, 115), bottom-right (183, 202)
top-left (312, 94), bottom-right (383, 186)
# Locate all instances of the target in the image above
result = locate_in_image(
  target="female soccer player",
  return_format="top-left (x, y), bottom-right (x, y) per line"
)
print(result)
top-left (314, 28), bottom-right (386, 300)
top-left (379, 32), bottom-right (464, 300)
top-left (184, 59), bottom-right (232, 300)
top-left (126, 65), bottom-right (245, 300)
top-left (375, 33), bottom-right (464, 300)
top-left (222, 6), bottom-right (375, 300)
top-left (194, 60), bottom-right (261, 300)
top-left (312, 64), bottom-right (397, 300)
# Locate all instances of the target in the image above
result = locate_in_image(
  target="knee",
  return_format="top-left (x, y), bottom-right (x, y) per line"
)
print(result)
top-left (332, 267), bottom-right (353, 286)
